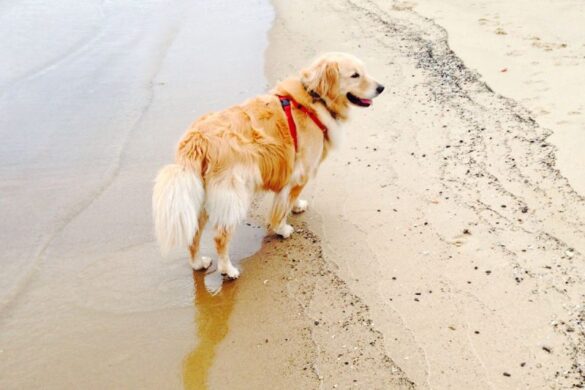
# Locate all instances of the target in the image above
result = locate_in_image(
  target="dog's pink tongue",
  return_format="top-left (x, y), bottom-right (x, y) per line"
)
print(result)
top-left (361, 98), bottom-right (373, 105)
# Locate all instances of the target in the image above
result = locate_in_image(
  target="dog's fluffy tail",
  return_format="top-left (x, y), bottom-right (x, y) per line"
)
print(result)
top-left (152, 164), bottom-right (204, 255)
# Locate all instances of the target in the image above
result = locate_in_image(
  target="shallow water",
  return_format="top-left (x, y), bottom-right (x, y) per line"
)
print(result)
top-left (0, 0), bottom-right (272, 388)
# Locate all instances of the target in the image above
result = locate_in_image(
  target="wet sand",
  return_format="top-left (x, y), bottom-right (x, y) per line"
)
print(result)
top-left (2, 0), bottom-right (585, 389)
top-left (201, 208), bottom-right (414, 389)
top-left (1, 0), bottom-right (271, 388)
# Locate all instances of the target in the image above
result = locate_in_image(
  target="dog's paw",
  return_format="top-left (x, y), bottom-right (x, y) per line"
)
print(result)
top-left (190, 256), bottom-right (212, 271)
top-left (275, 223), bottom-right (294, 239)
top-left (292, 199), bottom-right (308, 214)
top-left (219, 262), bottom-right (240, 280)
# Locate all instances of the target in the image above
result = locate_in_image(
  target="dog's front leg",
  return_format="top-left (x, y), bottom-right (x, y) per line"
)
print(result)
top-left (268, 184), bottom-right (305, 238)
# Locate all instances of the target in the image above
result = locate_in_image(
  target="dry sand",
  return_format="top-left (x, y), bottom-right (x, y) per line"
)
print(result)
top-left (413, 0), bottom-right (585, 196)
top-left (263, 0), bottom-right (585, 388)
top-left (2, 0), bottom-right (584, 389)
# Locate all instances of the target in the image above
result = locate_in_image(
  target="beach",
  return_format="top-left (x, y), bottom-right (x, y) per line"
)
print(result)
top-left (267, 0), bottom-right (585, 387)
top-left (1, 0), bottom-right (584, 389)
top-left (266, 0), bottom-right (585, 387)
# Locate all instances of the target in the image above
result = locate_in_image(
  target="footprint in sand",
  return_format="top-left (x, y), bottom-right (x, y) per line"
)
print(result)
top-left (506, 50), bottom-right (523, 57)
top-left (530, 36), bottom-right (568, 51)
top-left (392, 1), bottom-right (416, 11)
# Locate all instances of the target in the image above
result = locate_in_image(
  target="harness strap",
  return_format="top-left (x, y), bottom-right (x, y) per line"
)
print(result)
top-left (277, 95), bottom-right (328, 152)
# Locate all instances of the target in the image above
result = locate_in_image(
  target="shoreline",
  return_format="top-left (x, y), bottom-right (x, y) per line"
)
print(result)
top-left (412, 0), bottom-right (585, 196)
top-left (1, 0), bottom-right (584, 388)
top-left (263, 0), bottom-right (585, 388)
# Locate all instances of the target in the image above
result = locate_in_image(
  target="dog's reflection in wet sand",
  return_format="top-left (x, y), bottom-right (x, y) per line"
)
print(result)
top-left (182, 271), bottom-right (238, 389)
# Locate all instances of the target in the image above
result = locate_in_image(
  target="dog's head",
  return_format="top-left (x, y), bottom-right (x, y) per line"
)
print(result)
top-left (301, 52), bottom-right (384, 109)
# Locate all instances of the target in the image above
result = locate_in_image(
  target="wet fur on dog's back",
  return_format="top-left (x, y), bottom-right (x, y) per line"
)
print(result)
top-left (153, 52), bottom-right (383, 279)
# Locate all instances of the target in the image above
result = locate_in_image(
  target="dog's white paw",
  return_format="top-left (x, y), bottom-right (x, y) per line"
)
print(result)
top-left (275, 223), bottom-right (294, 239)
top-left (190, 256), bottom-right (212, 271)
top-left (292, 199), bottom-right (308, 214)
top-left (218, 261), bottom-right (240, 279)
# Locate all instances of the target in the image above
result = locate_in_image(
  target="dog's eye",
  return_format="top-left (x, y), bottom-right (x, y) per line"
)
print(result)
top-left (351, 72), bottom-right (360, 78)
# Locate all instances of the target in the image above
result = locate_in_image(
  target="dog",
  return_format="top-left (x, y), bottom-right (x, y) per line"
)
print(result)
top-left (153, 52), bottom-right (384, 279)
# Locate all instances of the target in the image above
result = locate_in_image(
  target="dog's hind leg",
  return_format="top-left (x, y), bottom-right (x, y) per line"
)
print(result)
top-left (188, 211), bottom-right (212, 271)
top-left (268, 184), bottom-right (305, 238)
top-left (205, 175), bottom-right (254, 279)
top-left (214, 225), bottom-right (239, 279)
top-left (292, 198), bottom-right (309, 214)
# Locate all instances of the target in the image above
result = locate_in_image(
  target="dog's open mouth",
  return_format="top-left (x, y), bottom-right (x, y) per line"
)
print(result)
top-left (347, 92), bottom-right (373, 107)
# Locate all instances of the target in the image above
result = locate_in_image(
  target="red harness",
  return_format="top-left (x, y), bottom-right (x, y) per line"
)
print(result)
top-left (277, 95), bottom-right (328, 151)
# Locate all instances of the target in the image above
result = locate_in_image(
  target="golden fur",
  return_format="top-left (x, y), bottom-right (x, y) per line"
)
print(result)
top-left (153, 52), bottom-right (383, 278)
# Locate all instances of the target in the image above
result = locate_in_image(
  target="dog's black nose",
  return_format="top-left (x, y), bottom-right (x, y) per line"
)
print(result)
top-left (376, 84), bottom-right (385, 94)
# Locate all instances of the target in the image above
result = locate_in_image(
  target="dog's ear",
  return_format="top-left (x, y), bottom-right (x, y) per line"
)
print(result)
top-left (302, 59), bottom-right (340, 100)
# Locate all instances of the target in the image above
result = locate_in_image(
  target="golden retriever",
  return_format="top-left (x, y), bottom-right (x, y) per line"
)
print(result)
top-left (153, 52), bottom-right (384, 279)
